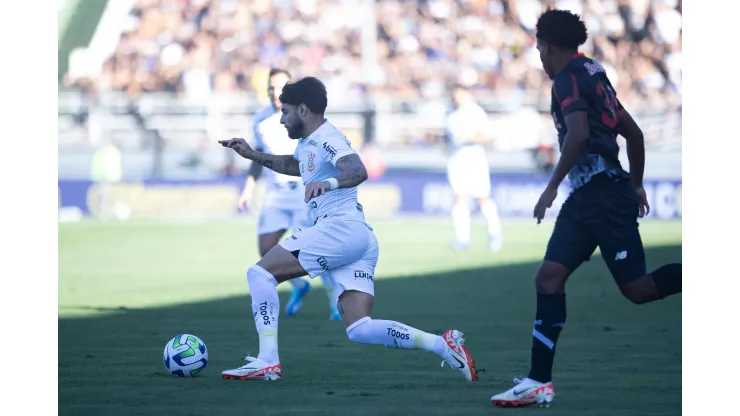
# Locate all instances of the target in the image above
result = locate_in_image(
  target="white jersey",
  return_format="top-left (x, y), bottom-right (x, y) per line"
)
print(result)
top-left (253, 105), bottom-right (305, 209)
top-left (445, 102), bottom-right (492, 198)
top-left (445, 101), bottom-right (491, 151)
top-left (293, 120), bottom-right (367, 225)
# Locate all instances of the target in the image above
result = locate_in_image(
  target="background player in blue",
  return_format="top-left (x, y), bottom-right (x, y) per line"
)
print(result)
top-left (491, 9), bottom-right (682, 408)
top-left (238, 68), bottom-right (338, 320)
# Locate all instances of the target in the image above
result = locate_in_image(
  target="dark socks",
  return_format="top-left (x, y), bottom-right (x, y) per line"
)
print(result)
top-left (651, 263), bottom-right (682, 299)
top-left (528, 293), bottom-right (566, 383)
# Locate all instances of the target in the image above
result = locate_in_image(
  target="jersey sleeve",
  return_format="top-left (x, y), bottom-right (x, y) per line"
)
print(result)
top-left (319, 133), bottom-right (356, 166)
top-left (553, 72), bottom-right (588, 116)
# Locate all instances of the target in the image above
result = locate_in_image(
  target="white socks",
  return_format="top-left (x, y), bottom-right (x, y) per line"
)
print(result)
top-left (288, 278), bottom-right (308, 290)
top-left (287, 276), bottom-right (335, 305)
top-left (247, 265), bottom-right (280, 364)
top-left (319, 275), bottom-right (336, 307)
top-left (346, 317), bottom-right (447, 358)
top-left (451, 202), bottom-right (471, 244)
top-left (479, 198), bottom-right (502, 238)
top-left (247, 268), bottom-right (448, 365)
top-left (452, 198), bottom-right (502, 244)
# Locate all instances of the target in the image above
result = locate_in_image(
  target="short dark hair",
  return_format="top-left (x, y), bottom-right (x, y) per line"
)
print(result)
top-left (268, 68), bottom-right (291, 80)
top-left (279, 77), bottom-right (328, 115)
top-left (536, 9), bottom-right (588, 50)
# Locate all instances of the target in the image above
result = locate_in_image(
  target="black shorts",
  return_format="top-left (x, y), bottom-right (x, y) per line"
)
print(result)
top-left (544, 174), bottom-right (646, 284)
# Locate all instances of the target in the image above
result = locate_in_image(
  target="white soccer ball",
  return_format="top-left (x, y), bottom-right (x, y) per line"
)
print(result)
top-left (163, 334), bottom-right (209, 377)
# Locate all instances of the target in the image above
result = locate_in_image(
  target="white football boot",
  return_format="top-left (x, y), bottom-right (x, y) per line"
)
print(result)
top-left (491, 377), bottom-right (555, 407)
top-left (439, 330), bottom-right (478, 382)
top-left (222, 355), bottom-right (282, 381)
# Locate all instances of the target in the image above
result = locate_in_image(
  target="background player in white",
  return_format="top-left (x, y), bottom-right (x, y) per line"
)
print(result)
top-left (219, 77), bottom-right (478, 382)
top-left (237, 68), bottom-right (338, 320)
top-left (445, 85), bottom-right (503, 252)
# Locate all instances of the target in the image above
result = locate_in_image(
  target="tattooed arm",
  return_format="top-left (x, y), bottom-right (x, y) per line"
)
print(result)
top-left (303, 154), bottom-right (368, 202)
top-left (251, 152), bottom-right (301, 177)
top-left (333, 154), bottom-right (369, 188)
top-left (219, 138), bottom-right (301, 177)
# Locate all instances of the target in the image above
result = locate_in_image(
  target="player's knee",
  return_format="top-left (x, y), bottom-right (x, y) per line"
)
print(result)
top-left (535, 261), bottom-right (570, 294)
top-left (246, 265), bottom-right (278, 287)
top-left (345, 316), bottom-right (372, 344)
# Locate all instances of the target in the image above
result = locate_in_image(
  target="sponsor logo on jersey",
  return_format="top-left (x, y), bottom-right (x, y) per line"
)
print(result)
top-left (354, 270), bottom-right (373, 281)
top-left (322, 142), bottom-right (337, 159)
top-left (316, 256), bottom-right (329, 271)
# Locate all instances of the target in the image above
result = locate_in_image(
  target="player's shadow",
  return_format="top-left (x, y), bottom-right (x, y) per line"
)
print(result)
top-left (58, 244), bottom-right (681, 416)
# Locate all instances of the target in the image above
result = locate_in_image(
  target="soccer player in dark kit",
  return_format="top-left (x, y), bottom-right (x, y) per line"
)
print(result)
top-left (490, 9), bottom-right (682, 408)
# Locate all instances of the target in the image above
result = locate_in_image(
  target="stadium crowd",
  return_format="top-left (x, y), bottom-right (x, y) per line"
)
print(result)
top-left (69, 0), bottom-right (681, 111)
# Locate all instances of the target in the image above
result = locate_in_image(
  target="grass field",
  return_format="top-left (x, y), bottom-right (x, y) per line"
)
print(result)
top-left (59, 218), bottom-right (682, 415)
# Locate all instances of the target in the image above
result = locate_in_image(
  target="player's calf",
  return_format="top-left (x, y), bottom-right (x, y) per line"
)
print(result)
top-left (339, 291), bottom-right (478, 381)
top-left (619, 263), bottom-right (682, 304)
top-left (528, 261), bottom-right (571, 384)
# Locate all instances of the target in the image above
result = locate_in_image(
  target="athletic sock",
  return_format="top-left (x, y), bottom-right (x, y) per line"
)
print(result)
top-left (528, 293), bottom-right (566, 383)
top-left (346, 317), bottom-right (447, 358)
top-left (479, 198), bottom-right (502, 238)
top-left (650, 263), bottom-right (682, 299)
top-left (451, 202), bottom-right (471, 244)
top-left (288, 278), bottom-right (308, 290)
top-left (247, 265), bottom-right (280, 364)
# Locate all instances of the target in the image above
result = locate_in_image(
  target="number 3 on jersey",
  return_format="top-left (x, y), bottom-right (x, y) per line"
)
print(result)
top-left (596, 81), bottom-right (618, 129)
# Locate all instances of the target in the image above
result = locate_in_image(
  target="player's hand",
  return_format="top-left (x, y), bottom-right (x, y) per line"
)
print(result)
top-left (534, 186), bottom-right (558, 224)
top-left (237, 191), bottom-right (252, 212)
top-left (304, 181), bottom-right (331, 202)
top-left (635, 185), bottom-right (650, 218)
top-left (219, 138), bottom-right (255, 160)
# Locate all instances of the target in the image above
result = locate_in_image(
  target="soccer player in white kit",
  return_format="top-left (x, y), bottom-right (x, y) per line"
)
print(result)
top-left (445, 85), bottom-right (503, 252)
top-left (219, 77), bottom-right (478, 382)
top-left (238, 68), bottom-right (339, 320)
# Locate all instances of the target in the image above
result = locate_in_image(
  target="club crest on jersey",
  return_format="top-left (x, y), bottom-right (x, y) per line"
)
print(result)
top-left (307, 151), bottom-right (316, 173)
top-left (584, 61), bottom-right (606, 76)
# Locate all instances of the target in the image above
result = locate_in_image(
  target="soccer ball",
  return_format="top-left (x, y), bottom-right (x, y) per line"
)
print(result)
top-left (163, 334), bottom-right (208, 377)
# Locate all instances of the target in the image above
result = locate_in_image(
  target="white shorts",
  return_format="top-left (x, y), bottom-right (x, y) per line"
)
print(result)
top-left (447, 145), bottom-right (492, 198)
top-left (258, 206), bottom-right (312, 236)
top-left (279, 218), bottom-right (379, 306)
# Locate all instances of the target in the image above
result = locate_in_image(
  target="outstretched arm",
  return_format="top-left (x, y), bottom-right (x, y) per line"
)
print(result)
top-left (251, 151), bottom-right (301, 177)
top-left (219, 138), bottom-right (301, 177)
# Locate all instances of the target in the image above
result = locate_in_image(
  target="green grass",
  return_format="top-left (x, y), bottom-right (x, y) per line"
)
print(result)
top-left (59, 218), bottom-right (681, 415)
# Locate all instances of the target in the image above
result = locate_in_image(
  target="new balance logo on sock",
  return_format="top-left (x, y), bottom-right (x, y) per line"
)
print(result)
top-left (614, 251), bottom-right (628, 261)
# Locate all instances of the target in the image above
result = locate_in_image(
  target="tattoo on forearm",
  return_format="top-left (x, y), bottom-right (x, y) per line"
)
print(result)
top-left (334, 154), bottom-right (368, 188)
top-left (256, 153), bottom-right (300, 176)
